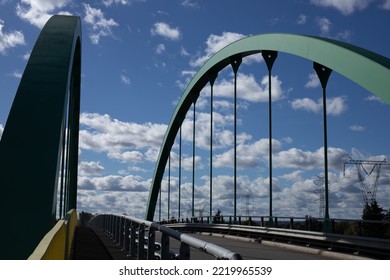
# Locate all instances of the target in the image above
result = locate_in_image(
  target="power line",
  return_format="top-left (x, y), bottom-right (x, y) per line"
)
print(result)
top-left (241, 192), bottom-right (255, 218)
top-left (343, 157), bottom-right (390, 204)
top-left (313, 175), bottom-right (335, 218)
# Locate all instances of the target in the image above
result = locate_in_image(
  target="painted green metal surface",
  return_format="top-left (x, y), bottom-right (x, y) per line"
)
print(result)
top-left (0, 15), bottom-right (81, 259)
top-left (146, 33), bottom-right (390, 221)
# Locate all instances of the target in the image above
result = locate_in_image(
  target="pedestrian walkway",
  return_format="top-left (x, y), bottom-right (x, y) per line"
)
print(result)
top-left (71, 226), bottom-right (130, 260)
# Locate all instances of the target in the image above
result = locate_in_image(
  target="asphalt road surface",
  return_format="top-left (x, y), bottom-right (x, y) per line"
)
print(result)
top-left (162, 232), bottom-right (361, 260)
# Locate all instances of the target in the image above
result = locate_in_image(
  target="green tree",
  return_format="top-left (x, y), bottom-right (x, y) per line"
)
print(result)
top-left (213, 209), bottom-right (223, 223)
top-left (361, 201), bottom-right (387, 238)
top-left (385, 209), bottom-right (390, 221)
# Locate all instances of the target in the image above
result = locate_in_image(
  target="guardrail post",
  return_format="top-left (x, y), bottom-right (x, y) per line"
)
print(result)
top-left (118, 217), bottom-right (125, 247)
top-left (117, 216), bottom-right (121, 243)
top-left (137, 224), bottom-right (145, 259)
top-left (110, 214), bottom-right (115, 238)
top-left (111, 216), bottom-right (114, 239)
top-left (123, 218), bottom-right (130, 251)
top-left (179, 243), bottom-right (190, 259)
top-left (161, 233), bottom-right (170, 260)
top-left (274, 217), bottom-right (278, 227)
top-left (115, 216), bottom-right (120, 243)
top-left (331, 219), bottom-right (335, 234)
top-left (107, 215), bottom-right (111, 233)
top-left (113, 216), bottom-right (118, 243)
top-left (129, 221), bottom-right (137, 257)
top-left (115, 216), bottom-right (120, 242)
top-left (290, 217), bottom-right (294, 229)
top-left (106, 215), bottom-right (110, 234)
top-left (105, 215), bottom-right (109, 232)
top-left (147, 227), bottom-right (156, 260)
top-left (118, 216), bottom-right (122, 242)
top-left (261, 217), bottom-right (265, 227)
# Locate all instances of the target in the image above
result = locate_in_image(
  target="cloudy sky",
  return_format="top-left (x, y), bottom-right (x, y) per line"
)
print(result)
top-left (1, 0), bottom-right (390, 221)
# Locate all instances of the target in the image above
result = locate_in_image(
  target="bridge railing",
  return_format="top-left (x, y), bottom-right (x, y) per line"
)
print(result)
top-left (88, 214), bottom-right (242, 260)
top-left (165, 215), bottom-right (390, 238)
top-left (28, 209), bottom-right (78, 260)
top-left (167, 221), bottom-right (390, 259)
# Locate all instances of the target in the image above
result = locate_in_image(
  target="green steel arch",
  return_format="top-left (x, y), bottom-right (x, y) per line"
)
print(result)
top-left (146, 33), bottom-right (390, 221)
top-left (0, 15), bottom-right (81, 259)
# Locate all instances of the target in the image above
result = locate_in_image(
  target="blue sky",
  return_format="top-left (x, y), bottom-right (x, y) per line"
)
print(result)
top-left (1, 0), bottom-right (390, 220)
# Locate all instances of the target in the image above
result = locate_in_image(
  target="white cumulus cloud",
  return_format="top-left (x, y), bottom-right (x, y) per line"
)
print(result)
top-left (0, 19), bottom-right (25, 54)
top-left (79, 161), bottom-right (105, 176)
top-left (213, 138), bottom-right (282, 169)
top-left (181, 0), bottom-right (199, 8)
top-left (383, 0), bottom-right (390, 9)
top-left (273, 146), bottom-right (348, 170)
top-left (151, 22), bottom-right (181, 40)
top-left (83, 3), bottom-right (119, 45)
top-left (155, 43), bottom-right (166, 54)
top-left (103, 0), bottom-right (146, 6)
top-left (120, 74), bottom-right (131, 85)
top-left (190, 32), bottom-right (247, 67)
top-left (311, 0), bottom-right (374, 15)
top-left (79, 113), bottom-right (167, 164)
top-left (212, 73), bottom-right (285, 103)
top-left (78, 174), bottom-right (150, 192)
top-left (297, 14), bottom-right (307, 24)
top-left (16, 0), bottom-right (72, 28)
top-left (305, 72), bottom-right (321, 88)
top-left (316, 16), bottom-right (332, 36)
top-left (349, 125), bottom-right (365, 132)
top-left (291, 96), bottom-right (347, 116)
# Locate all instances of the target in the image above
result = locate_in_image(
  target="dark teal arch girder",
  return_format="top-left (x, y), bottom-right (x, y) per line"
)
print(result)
top-left (0, 15), bottom-right (81, 259)
top-left (146, 33), bottom-right (390, 221)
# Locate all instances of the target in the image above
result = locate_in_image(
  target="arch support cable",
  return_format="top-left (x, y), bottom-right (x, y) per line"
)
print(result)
top-left (262, 50), bottom-right (278, 225)
top-left (146, 33), bottom-right (390, 221)
top-left (313, 62), bottom-right (333, 232)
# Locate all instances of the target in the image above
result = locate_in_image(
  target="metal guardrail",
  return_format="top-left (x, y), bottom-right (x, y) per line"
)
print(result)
top-left (166, 215), bottom-right (390, 237)
top-left (88, 214), bottom-right (242, 260)
top-left (168, 223), bottom-right (390, 259)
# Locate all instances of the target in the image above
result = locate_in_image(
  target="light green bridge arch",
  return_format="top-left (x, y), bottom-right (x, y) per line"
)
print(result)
top-left (146, 33), bottom-right (390, 221)
top-left (0, 15), bottom-right (81, 259)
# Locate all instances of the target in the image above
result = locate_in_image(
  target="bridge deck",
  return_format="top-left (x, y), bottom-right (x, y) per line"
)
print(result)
top-left (71, 226), bottom-right (130, 260)
top-left (71, 226), bottom-right (356, 260)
